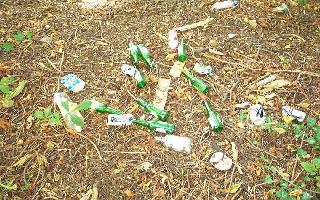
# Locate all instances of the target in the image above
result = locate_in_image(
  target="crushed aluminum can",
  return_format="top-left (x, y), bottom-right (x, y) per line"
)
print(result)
top-left (193, 63), bottom-right (213, 76)
top-left (60, 74), bottom-right (85, 92)
top-left (249, 104), bottom-right (266, 125)
top-left (282, 106), bottom-right (306, 122)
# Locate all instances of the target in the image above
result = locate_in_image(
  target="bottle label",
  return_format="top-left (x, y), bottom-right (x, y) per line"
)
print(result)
top-left (134, 70), bottom-right (143, 81)
top-left (155, 127), bottom-right (167, 133)
top-left (108, 114), bottom-right (134, 126)
top-left (121, 64), bottom-right (136, 77)
top-left (208, 116), bottom-right (222, 130)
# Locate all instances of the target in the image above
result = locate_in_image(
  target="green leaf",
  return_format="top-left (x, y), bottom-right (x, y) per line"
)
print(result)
top-left (70, 114), bottom-right (84, 128)
top-left (2, 98), bottom-right (14, 108)
top-left (264, 175), bottom-right (275, 184)
top-left (1, 42), bottom-right (14, 52)
top-left (0, 181), bottom-right (17, 191)
top-left (8, 80), bottom-right (26, 99)
top-left (34, 110), bottom-right (44, 119)
top-left (296, 148), bottom-right (308, 159)
top-left (44, 106), bottom-right (52, 118)
top-left (239, 112), bottom-right (248, 121)
top-left (298, 0), bottom-right (308, 6)
top-left (74, 100), bottom-right (92, 111)
top-left (316, 176), bottom-right (320, 182)
top-left (61, 101), bottom-right (69, 111)
top-left (0, 84), bottom-right (10, 94)
top-left (25, 31), bottom-right (33, 39)
top-left (306, 137), bottom-right (316, 145)
top-left (301, 191), bottom-right (313, 200)
top-left (312, 157), bottom-right (320, 169)
top-left (276, 188), bottom-right (292, 200)
top-left (306, 118), bottom-right (317, 128)
top-left (278, 123), bottom-right (289, 131)
top-left (313, 126), bottom-right (320, 136)
top-left (265, 115), bottom-right (273, 123)
top-left (292, 124), bottom-right (305, 138)
top-left (48, 113), bottom-right (62, 126)
top-left (303, 175), bottom-right (311, 182)
top-left (300, 161), bottom-right (316, 175)
top-left (14, 32), bottom-right (24, 41)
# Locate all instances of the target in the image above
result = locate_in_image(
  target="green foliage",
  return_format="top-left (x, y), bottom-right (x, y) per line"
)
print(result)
top-left (34, 106), bottom-right (62, 127)
top-left (276, 187), bottom-right (294, 200)
top-left (239, 112), bottom-right (248, 121)
top-left (0, 76), bottom-right (26, 108)
top-left (264, 175), bottom-right (277, 184)
top-left (301, 161), bottom-right (316, 175)
top-left (14, 32), bottom-right (24, 41)
top-left (0, 181), bottom-right (17, 191)
top-left (292, 124), bottom-right (306, 138)
top-left (74, 100), bottom-right (92, 111)
top-left (306, 118), bottom-right (316, 128)
top-left (1, 31), bottom-right (33, 54)
top-left (25, 31), bottom-right (33, 39)
top-left (1, 42), bottom-right (14, 53)
top-left (296, 148), bottom-right (309, 160)
top-left (301, 192), bottom-right (313, 200)
top-left (0, 76), bottom-right (15, 94)
top-left (298, 0), bottom-right (308, 6)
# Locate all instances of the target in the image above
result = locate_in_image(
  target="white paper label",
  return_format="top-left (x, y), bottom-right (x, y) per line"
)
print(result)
top-left (108, 114), bottom-right (134, 126)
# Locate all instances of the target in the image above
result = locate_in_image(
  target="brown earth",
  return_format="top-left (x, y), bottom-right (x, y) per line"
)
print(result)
top-left (1, 0), bottom-right (320, 199)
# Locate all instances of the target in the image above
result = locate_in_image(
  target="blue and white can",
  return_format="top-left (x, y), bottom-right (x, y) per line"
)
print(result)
top-left (60, 74), bottom-right (85, 92)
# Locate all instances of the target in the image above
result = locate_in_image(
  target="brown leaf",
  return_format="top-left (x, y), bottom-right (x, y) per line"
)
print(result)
top-left (257, 18), bottom-right (269, 28)
top-left (124, 189), bottom-right (134, 198)
top-left (0, 118), bottom-right (11, 129)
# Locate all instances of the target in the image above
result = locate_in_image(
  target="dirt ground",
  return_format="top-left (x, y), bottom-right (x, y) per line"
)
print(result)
top-left (1, 0), bottom-right (320, 199)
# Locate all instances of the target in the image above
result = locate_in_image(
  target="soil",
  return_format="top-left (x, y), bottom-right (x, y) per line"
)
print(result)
top-left (0, 0), bottom-right (320, 199)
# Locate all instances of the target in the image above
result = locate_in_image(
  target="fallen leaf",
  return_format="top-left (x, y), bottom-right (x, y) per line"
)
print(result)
top-left (274, 127), bottom-right (286, 134)
top-left (165, 53), bottom-right (176, 61)
top-left (237, 122), bottom-right (245, 129)
top-left (209, 48), bottom-right (224, 56)
top-left (297, 100), bottom-right (310, 108)
top-left (283, 115), bottom-right (295, 124)
top-left (175, 17), bottom-right (213, 31)
top-left (124, 189), bottom-right (134, 198)
top-left (12, 154), bottom-right (33, 167)
top-left (264, 79), bottom-right (291, 89)
top-left (91, 185), bottom-right (98, 200)
top-left (257, 18), bottom-right (269, 28)
top-left (257, 96), bottom-right (267, 104)
top-left (223, 182), bottom-right (242, 194)
top-left (235, 102), bottom-right (250, 108)
top-left (26, 115), bottom-right (33, 129)
top-left (0, 118), bottom-right (11, 129)
top-left (46, 141), bottom-right (56, 148)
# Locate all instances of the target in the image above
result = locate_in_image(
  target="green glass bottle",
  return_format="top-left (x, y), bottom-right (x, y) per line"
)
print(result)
top-left (90, 100), bottom-right (121, 114)
top-left (135, 97), bottom-right (169, 121)
top-left (129, 43), bottom-right (139, 66)
top-left (133, 119), bottom-right (175, 134)
top-left (134, 69), bottom-right (147, 88)
top-left (138, 44), bottom-right (155, 70)
top-left (203, 100), bottom-right (223, 133)
top-left (182, 69), bottom-right (209, 94)
top-left (178, 39), bottom-right (187, 62)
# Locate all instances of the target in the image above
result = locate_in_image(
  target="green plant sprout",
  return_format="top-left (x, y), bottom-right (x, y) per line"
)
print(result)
top-left (0, 76), bottom-right (26, 108)
top-left (34, 106), bottom-right (62, 127)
